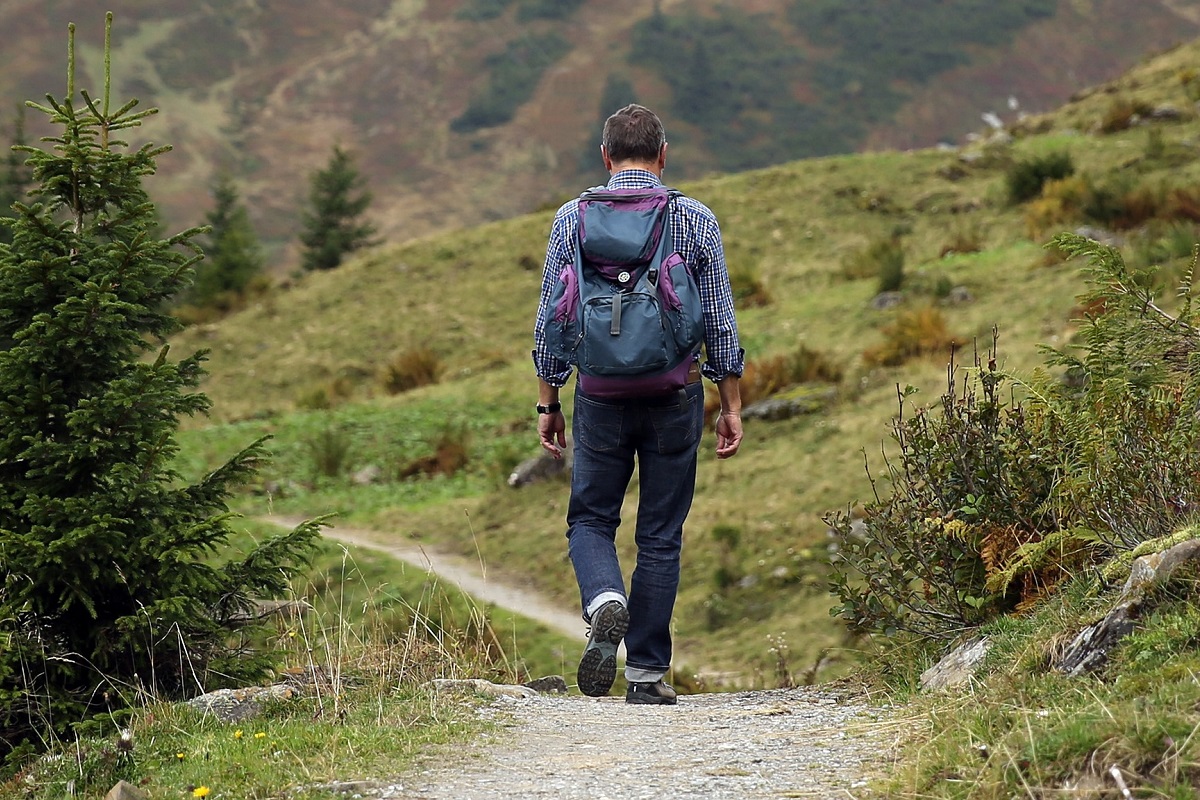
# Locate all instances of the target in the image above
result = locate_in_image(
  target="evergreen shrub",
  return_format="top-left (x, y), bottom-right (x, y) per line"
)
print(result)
top-left (0, 17), bottom-right (320, 769)
top-left (1006, 151), bottom-right (1075, 205)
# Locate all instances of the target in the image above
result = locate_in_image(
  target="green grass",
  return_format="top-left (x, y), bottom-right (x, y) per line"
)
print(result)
top-left (166, 40), bottom-right (1200, 684)
top-left (1, 519), bottom-right (577, 799)
top-left (144, 36), bottom-right (1200, 794)
top-left (8, 682), bottom-right (483, 800)
top-left (874, 579), bottom-right (1200, 798)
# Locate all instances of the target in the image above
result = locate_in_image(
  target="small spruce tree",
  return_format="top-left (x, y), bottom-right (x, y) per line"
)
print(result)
top-left (298, 144), bottom-right (377, 271)
top-left (190, 171), bottom-right (264, 310)
top-left (0, 16), bottom-right (320, 767)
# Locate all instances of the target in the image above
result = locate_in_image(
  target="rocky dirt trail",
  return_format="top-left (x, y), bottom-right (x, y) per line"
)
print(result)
top-left (394, 686), bottom-right (898, 799)
top-left (265, 516), bottom-right (902, 798)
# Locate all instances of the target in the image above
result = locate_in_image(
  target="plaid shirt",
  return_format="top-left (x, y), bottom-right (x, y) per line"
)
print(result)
top-left (532, 169), bottom-right (745, 388)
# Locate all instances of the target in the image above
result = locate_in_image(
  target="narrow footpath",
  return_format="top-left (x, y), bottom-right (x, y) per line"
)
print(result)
top-left (265, 514), bottom-right (586, 640)
top-left (399, 686), bottom-right (895, 799)
top-left (264, 515), bottom-right (901, 798)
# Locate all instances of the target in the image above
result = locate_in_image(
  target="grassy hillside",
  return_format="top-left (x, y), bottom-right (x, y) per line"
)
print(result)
top-left (1, 0), bottom-right (1196, 269)
top-left (168, 38), bottom-right (1200, 689)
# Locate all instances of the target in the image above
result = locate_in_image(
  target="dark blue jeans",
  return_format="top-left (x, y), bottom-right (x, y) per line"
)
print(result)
top-left (566, 381), bottom-right (705, 678)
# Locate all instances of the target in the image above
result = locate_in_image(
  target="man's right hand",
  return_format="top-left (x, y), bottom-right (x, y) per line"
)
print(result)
top-left (715, 411), bottom-right (742, 459)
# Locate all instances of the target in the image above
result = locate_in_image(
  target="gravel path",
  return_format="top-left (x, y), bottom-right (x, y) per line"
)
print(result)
top-left (266, 517), bottom-right (901, 798)
top-left (365, 684), bottom-right (897, 799)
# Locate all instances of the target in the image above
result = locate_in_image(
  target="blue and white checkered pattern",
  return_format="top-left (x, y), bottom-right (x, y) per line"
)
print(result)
top-left (533, 169), bottom-right (745, 388)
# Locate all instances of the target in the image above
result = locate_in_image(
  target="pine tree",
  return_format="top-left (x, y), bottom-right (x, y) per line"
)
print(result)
top-left (190, 171), bottom-right (264, 310)
top-left (298, 144), bottom-right (377, 271)
top-left (0, 15), bottom-right (320, 765)
top-left (0, 105), bottom-right (31, 248)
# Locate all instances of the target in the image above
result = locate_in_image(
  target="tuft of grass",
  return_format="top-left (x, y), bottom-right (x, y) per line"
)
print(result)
top-left (863, 306), bottom-right (961, 367)
top-left (380, 347), bottom-right (444, 395)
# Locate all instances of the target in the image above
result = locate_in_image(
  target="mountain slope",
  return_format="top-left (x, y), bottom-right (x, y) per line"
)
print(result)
top-left (166, 37), bottom-right (1200, 678)
top-left (1, 0), bottom-right (1197, 271)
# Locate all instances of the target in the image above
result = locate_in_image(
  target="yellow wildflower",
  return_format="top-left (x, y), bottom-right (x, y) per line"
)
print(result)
top-left (254, 732), bottom-right (266, 739)
top-left (175, 752), bottom-right (186, 760)
top-left (193, 788), bottom-right (211, 798)
top-left (233, 730), bottom-right (243, 739)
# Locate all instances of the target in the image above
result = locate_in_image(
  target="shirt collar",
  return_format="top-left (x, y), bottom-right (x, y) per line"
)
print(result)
top-left (606, 169), bottom-right (663, 191)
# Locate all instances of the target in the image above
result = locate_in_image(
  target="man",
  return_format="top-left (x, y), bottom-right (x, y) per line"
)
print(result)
top-left (532, 104), bottom-right (744, 705)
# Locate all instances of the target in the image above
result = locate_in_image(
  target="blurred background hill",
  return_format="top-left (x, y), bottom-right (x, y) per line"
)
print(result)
top-left (2, 0), bottom-right (1197, 271)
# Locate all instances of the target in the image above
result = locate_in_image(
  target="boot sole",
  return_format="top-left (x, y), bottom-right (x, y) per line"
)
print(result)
top-left (577, 602), bottom-right (629, 697)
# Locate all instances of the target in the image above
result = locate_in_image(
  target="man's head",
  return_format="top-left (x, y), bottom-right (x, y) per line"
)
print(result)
top-left (601, 104), bottom-right (666, 173)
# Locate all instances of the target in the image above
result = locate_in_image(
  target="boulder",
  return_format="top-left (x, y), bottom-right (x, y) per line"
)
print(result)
top-left (1053, 538), bottom-right (1200, 676)
top-left (920, 636), bottom-right (991, 691)
top-left (104, 781), bottom-right (149, 800)
top-left (742, 387), bottom-right (837, 423)
top-left (508, 442), bottom-right (572, 488)
top-left (431, 678), bottom-right (537, 699)
top-left (522, 675), bottom-right (569, 694)
top-left (186, 684), bottom-right (298, 723)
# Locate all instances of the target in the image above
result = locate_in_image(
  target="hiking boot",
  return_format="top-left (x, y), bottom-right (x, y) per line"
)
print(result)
top-left (625, 679), bottom-right (677, 705)
top-left (577, 601), bottom-right (629, 697)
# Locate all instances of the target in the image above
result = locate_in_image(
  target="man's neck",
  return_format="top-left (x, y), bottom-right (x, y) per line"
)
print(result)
top-left (608, 160), bottom-right (662, 177)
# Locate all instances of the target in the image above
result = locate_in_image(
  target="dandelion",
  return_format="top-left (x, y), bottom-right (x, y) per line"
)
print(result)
top-left (193, 787), bottom-right (211, 798)
top-left (233, 730), bottom-right (243, 740)
top-left (176, 752), bottom-right (186, 761)
top-left (254, 732), bottom-right (266, 740)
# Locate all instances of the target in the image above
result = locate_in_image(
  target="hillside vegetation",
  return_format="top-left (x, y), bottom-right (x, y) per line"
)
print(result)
top-left (0, 0), bottom-right (1196, 266)
top-left (9, 24), bottom-right (1200, 800)
top-left (164, 36), bottom-right (1200, 686)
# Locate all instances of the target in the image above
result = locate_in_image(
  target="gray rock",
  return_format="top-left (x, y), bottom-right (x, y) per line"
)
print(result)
top-left (1054, 538), bottom-right (1200, 676)
top-left (508, 443), bottom-right (572, 488)
top-left (920, 636), bottom-right (991, 691)
top-left (944, 286), bottom-right (973, 305)
top-left (1122, 538), bottom-right (1200, 597)
top-left (870, 291), bottom-right (904, 310)
top-left (432, 678), bottom-right (537, 699)
top-left (1148, 105), bottom-right (1185, 121)
top-left (522, 675), bottom-right (569, 694)
top-left (352, 464), bottom-right (383, 485)
top-left (742, 387), bottom-right (837, 422)
top-left (1055, 605), bottom-right (1137, 677)
top-left (228, 598), bottom-right (313, 623)
top-left (105, 781), bottom-right (149, 800)
top-left (1073, 226), bottom-right (1124, 247)
top-left (186, 684), bottom-right (299, 723)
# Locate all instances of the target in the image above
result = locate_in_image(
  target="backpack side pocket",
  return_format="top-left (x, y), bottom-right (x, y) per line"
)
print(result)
top-left (659, 252), bottom-right (705, 354)
top-left (546, 264), bottom-right (581, 363)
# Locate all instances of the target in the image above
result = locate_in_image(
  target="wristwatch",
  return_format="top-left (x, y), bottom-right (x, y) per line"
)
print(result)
top-left (536, 402), bottom-right (561, 415)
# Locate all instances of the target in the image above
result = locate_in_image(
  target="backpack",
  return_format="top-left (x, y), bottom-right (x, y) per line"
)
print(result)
top-left (546, 186), bottom-right (704, 398)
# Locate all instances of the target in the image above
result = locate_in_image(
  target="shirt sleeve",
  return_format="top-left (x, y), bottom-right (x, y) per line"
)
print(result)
top-left (688, 203), bottom-right (745, 382)
top-left (532, 205), bottom-right (576, 388)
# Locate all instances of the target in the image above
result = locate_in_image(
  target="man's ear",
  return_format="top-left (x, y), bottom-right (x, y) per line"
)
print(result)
top-left (658, 142), bottom-right (668, 172)
top-left (601, 145), bottom-right (614, 173)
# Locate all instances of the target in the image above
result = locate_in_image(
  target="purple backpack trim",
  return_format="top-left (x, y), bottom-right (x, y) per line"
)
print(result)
top-left (579, 357), bottom-right (694, 398)
top-left (658, 252), bottom-right (686, 311)
top-left (578, 189), bottom-right (670, 278)
top-left (552, 263), bottom-right (577, 323)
